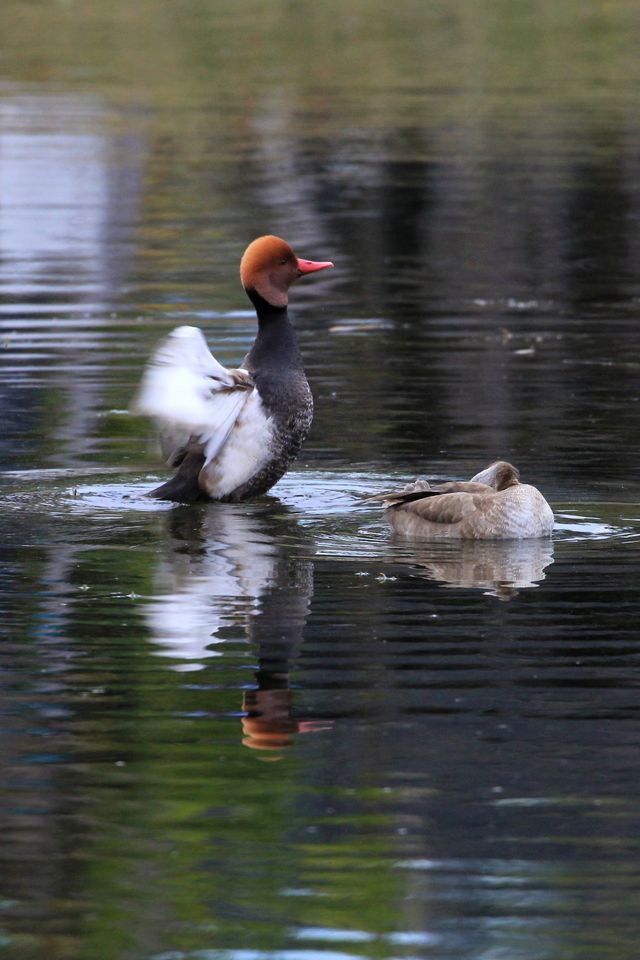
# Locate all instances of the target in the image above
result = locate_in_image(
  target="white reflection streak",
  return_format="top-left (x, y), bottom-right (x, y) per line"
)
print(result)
top-left (143, 510), bottom-right (281, 669)
top-left (0, 94), bottom-right (143, 463)
top-left (0, 97), bottom-right (109, 290)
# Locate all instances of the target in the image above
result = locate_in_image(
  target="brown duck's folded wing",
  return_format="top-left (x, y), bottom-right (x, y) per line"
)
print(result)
top-left (364, 479), bottom-right (431, 505)
top-left (428, 481), bottom-right (492, 495)
top-left (368, 479), bottom-right (491, 507)
top-left (397, 490), bottom-right (488, 525)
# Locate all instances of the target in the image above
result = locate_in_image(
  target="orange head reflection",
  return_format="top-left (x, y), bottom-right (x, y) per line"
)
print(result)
top-left (242, 688), bottom-right (332, 756)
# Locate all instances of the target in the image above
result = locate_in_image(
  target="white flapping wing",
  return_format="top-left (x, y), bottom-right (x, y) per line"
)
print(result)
top-left (132, 325), bottom-right (254, 464)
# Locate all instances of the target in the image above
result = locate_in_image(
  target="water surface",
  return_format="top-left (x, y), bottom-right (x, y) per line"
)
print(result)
top-left (1, 3), bottom-right (640, 959)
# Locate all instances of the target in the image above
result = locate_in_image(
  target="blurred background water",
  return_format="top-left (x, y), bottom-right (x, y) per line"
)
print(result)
top-left (1, 2), bottom-right (640, 958)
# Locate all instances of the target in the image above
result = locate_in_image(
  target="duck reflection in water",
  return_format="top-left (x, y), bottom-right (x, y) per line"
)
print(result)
top-left (143, 503), bottom-right (329, 752)
top-left (396, 537), bottom-right (554, 600)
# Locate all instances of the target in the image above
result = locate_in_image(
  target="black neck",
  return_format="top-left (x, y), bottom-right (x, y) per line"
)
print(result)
top-left (245, 288), bottom-right (302, 370)
top-left (246, 287), bottom-right (288, 323)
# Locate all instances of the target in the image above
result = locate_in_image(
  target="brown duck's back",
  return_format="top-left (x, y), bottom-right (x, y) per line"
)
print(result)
top-left (387, 482), bottom-right (554, 540)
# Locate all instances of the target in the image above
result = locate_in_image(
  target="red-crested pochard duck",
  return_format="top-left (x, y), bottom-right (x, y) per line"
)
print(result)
top-left (370, 461), bottom-right (554, 539)
top-left (134, 235), bottom-right (333, 502)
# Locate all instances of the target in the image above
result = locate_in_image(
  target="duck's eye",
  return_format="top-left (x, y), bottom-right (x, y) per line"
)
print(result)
top-left (280, 258), bottom-right (288, 265)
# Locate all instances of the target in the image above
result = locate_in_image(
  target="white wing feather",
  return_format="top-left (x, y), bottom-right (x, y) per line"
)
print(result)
top-left (133, 325), bottom-right (255, 465)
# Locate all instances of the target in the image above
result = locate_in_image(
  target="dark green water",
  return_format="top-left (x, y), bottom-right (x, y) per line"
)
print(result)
top-left (1, 2), bottom-right (640, 958)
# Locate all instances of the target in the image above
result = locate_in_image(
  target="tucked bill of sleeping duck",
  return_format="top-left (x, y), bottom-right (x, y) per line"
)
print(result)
top-left (368, 461), bottom-right (554, 540)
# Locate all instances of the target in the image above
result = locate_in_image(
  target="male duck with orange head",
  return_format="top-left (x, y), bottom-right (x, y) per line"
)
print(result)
top-left (134, 236), bottom-right (333, 502)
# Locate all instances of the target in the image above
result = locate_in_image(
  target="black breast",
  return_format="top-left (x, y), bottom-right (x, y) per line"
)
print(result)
top-left (222, 299), bottom-right (314, 501)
